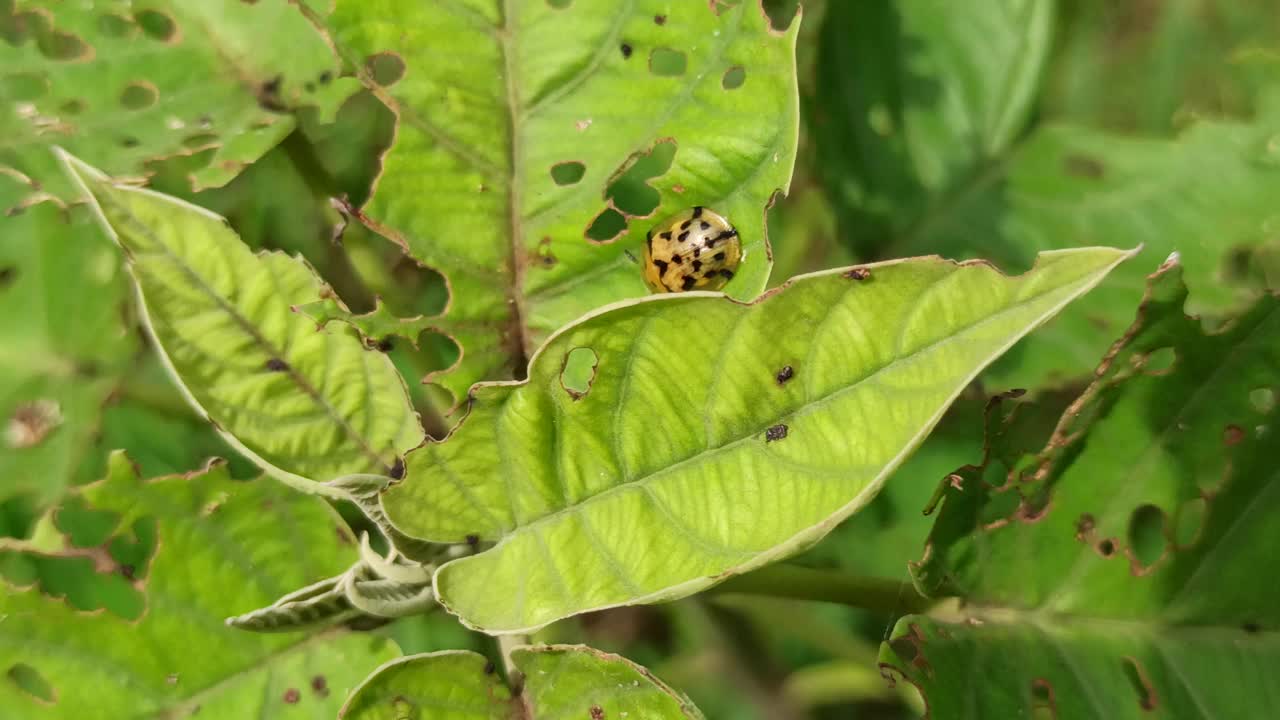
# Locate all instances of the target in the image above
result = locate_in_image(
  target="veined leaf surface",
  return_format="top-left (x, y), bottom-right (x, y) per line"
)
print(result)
top-left (382, 247), bottom-right (1136, 632)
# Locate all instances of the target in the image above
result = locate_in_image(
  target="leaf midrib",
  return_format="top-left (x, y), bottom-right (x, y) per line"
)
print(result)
top-left (108, 193), bottom-right (388, 473)
top-left (477, 261), bottom-right (1105, 541)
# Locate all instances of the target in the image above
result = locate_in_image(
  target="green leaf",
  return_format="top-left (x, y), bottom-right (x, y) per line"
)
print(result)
top-left (0, 452), bottom-right (398, 718)
top-left (883, 261), bottom-right (1280, 717)
top-left (0, 0), bottom-right (356, 210)
top-left (339, 645), bottom-right (702, 719)
top-left (0, 201), bottom-right (134, 505)
top-left (301, 0), bottom-right (801, 402)
top-left (59, 152), bottom-right (424, 490)
top-left (813, 0), bottom-right (1053, 256)
top-left (381, 247), bottom-right (1135, 633)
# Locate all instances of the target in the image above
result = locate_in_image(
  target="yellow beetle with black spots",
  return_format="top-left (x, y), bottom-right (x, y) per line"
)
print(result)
top-left (642, 207), bottom-right (742, 293)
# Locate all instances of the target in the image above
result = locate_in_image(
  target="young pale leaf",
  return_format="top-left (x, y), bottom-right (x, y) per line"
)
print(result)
top-left (0, 452), bottom-right (398, 719)
top-left (381, 247), bottom-right (1135, 633)
top-left (59, 152), bottom-right (424, 491)
top-left (302, 0), bottom-right (801, 402)
top-left (885, 262), bottom-right (1280, 717)
top-left (0, 0), bottom-right (355, 209)
top-left (339, 645), bottom-right (702, 719)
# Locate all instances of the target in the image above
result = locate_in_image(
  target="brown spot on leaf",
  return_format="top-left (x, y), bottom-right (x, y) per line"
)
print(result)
top-left (264, 358), bottom-right (289, 372)
top-left (1121, 657), bottom-right (1158, 711)
top-left (590, 706), bottom-right (606, 720)
top-left (1074, 513), bottom-right (1096, 542)
top-left (620, 42), bottom-right (632, 59)
top-left (765, 424), bottom-right (788, 442)
top-left (283, 688), bottom-right (300, 704)
top-left (1096, 538), bottom-right (1117, 557)
top-left (311, 675), bottom-right (328, 698)
top-left (775, 365), bottom-right (794, 385)
top-left (842, 267), bottom-right (871, 280)
top-left (654, 14), bottom-right (667, 25)
top-left (1031, 678), bottom-right (1057, 719)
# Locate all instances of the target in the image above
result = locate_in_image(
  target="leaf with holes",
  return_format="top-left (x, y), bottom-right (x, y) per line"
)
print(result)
top-left (60, 152), bottom-right (424, 490)
top-left (883, 260), bottom-right (1280, 718)
top-left (300, 0), bottom-right (801, 403)
top-left (0, 0), bottom-right (359, 210)
top-left (340, 645), bottom-right (702, 719)
top-left (374, 246), bottom-right (1135, 633)
top-left (0, 452), bottom-right (398, 718)
top-left (0, 200), bottom-right (134, 505)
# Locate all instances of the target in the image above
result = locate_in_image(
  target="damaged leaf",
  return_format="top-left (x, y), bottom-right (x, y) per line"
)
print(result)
top-left (301, 0), bottom-right (802, 403)
top-left (0, 452), bottom-right (398, 718)
top-left (884, 260), bottom-right (1280, 718)
top-left (0, 0), bottom-right (357, 211)
top-left (60, 152), bottom-right (424, 490)
top-left (380, 247), bottom-right (1134, 632)
top-left (340, 645), bottom-right (703, 719)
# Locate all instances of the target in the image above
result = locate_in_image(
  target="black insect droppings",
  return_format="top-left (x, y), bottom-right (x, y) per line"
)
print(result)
top-left (258, 74), bottom-right (288, 112)
top-left (591, 706), bottom-right (606, 720)
top-left (681, 275), bottom-right (696, 290)
top-left (466, 534), bottom-right (480, 547)
top-left (319, 70), bottom-right (332, 85)
top-left (654, 14), bottom-right (667, 25)
top-left (776, 365), bottom-right (794, 385)
top-left (765, 424), bottom-right (788, 442)
top-left (312, 675), bottom-right (329, 697)
top-left (388, 457), bottom-right (406, 480)
top-left (620, 43), bottom-right (633, 59)
top-left (483, 660), bottom-right (496, 674)
top-left (376, 337), bottom-right (395, 353)
top-left (283, 688), bottom-right (300, 704)
top-left (842, 267), bottom-right (871, 281)
top-left (265, 358), bottom-right (289, 372)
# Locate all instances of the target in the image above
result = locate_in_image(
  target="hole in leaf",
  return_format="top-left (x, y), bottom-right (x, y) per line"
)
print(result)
top-left (722, 65), bottom-right (746, 90)
top-left (1138, 347), bottom-right (1175, 375)
top-left (365, 52), bottom-right (405, 87)
top-left (649, 47), bottom-right (687, 76)
top-left (1, 72), bottom-right (47, 100)
top-left (7, 663), bottom-right (53, 704)
top-left (182, 133), bottom-right (218, 150)
top-left (550, 161), bottom-right (585, 186)
top-left (1173, 497), bottom-right (1206, 549)
top-left (37, 29), bottom-right (90, 61)
top-left (133, 9), bottom-right (176, 42)
top-left (1096, 537), bottom-right (1117, 557)
top-left (760, 0), bottom-right (800, 31)
top-left (1030, 678), bottom-right (1056, 720)
top-left (1121, 657), bottom-right (1158, 711)
top-left (605, 139), bottom-right (676, 217)
top-left (585, 207), bottom-right (627, 243)
top-left (547, 0), bottom-right (571, 7)
top-left (560, 347), bottom-right (598, 400)
top-left (1250, 388), bottom-right (1276, 414)
top-left (97, 13), bottom-right (133, 37)
top-left (1126, 504), bottom-right (1165, 571)
top-left (120, 81), bottom-right (158, 110)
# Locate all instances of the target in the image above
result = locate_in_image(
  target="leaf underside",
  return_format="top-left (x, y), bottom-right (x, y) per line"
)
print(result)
top-left (381, 247), bottom-right (1134, 632)
top-left (61, 152), bottom-right (424, 488)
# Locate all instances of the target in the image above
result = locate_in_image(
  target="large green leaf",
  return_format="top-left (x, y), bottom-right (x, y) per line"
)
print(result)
top-left (0, 200), bottom-right (134, 505)
top-left (376, 247), bottom-right (1135, 633)
top-left (340, 645), bottom-right (702, 719)
top-left (813, 0), bottom-right (1053, 256)
top-left (0, 452), bottom-right (398, 718)
top-left (301, 0), bottom-right (801, 403)
top-left (0, 0), bottom-right (355, 210)
top-left (60, 152), bottom-right (424, 490)
top-left (881, 261), bottom-right (1280, 717)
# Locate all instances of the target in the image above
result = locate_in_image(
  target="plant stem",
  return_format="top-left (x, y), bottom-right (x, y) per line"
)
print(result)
top-left (709, 564), bottom-right (934, 615)
top-left (497, 633), bottom-right (528, 693)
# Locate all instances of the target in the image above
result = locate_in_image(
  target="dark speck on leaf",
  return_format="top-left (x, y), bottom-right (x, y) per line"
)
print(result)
top-left (591, 706), bottom-right (606, 720)
top-left (843, 267), bottom-right (871, 280)
top-left (776, 365), bottom-right (794, 385)
top-left (319, 70), bottom-right (332, 84)
top-left (466, 534), bottom-right (480, 547)
top-left (765, 424), bottom-right (788, 442)
top-left (654, 14), bottom-right (666, 25)
top-left (311, 676), bottom-right (329, 697)
top-left (265, 358), bottom-right (289, 372)
top-left (620, 43), bottom-right (633, 59)
top-left (121, 136), bottom-right (140, 148)
top-left (1243, 621), bottom-right (1262, 634)
top-left (484, 660), bottom-right (496, 674)
top-left (377, 337), bottom-right (395, 352)
top-left (1064, 154), bottom-right (1106, 179)
top-left (119, 563), bottom-right (136, 580)
top-left (388, 457), bottom-right (406, 480)
top-left (283, 688), bottom-right (300, 704)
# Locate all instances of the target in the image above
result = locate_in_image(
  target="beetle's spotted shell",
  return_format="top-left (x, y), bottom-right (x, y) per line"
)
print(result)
top-left (642, 207), bottom-right (742, 293)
